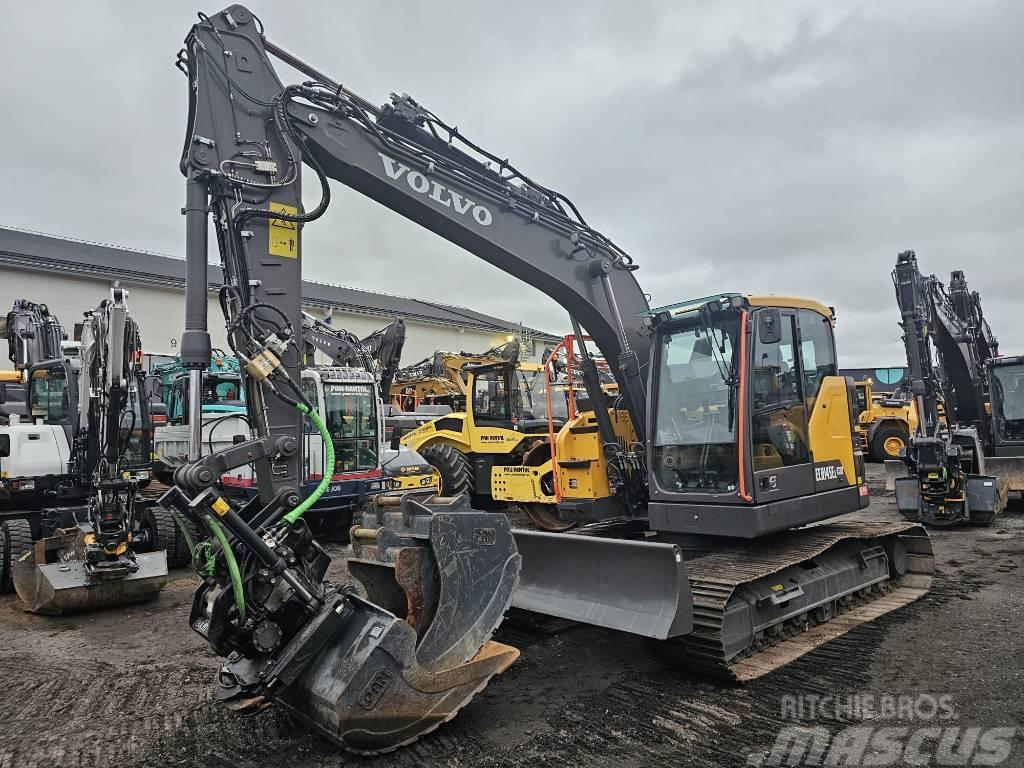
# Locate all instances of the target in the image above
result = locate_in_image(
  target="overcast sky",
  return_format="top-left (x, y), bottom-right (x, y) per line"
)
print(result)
top-left (1, 1), bottom-right (1021, 368)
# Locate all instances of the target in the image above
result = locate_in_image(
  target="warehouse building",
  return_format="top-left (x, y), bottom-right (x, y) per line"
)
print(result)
top-left (0, 227), bottom-right (558, 371)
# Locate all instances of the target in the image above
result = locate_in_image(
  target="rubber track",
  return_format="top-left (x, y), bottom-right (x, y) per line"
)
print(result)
top-left (661, 521), bottom-right (934, 682)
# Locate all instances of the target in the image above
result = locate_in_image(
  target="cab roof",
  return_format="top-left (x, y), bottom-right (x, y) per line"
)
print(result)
top-left (647, 293), bottom-right (835, 324)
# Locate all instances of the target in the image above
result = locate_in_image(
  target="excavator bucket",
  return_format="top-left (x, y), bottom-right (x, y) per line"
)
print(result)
top-left (270, 594), bottom-right (519, 753)
top-left (211, 493), bottom-right (520, 754)
top-left (12, 530), bottom-right (167, 615)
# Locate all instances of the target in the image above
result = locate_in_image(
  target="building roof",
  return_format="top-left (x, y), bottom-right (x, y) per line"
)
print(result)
top-left (0, 226), bottom-right (558, 340)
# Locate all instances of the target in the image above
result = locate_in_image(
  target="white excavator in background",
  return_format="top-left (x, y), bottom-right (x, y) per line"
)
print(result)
top-left (0, 291), bottom-right (176, 612)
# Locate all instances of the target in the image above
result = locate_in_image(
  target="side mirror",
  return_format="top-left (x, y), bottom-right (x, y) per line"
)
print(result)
top-left (0, 433), bottom-right (10, 458)
top-left (758, 308), bottom-right (783, 345)
top-left (389, 426), bottom-right (403, 451)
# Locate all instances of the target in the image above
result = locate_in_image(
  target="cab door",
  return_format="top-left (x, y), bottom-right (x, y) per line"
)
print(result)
top-left (749, 308), bottom-right (815, 503)
top-left (468, 364), bottom-right (516, 432)
top-left (795, 308), bottom-right (850, 493)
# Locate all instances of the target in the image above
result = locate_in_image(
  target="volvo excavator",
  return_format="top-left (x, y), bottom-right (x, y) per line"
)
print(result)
top-left (164, 7), bottom-right (933, 753)
top-left (889, 250), bottom-right (1024, 525)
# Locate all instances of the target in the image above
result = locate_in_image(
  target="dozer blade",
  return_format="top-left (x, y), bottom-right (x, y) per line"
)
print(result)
top-left (511, 529), bottom-right (693, 639)
top-left (12, 535), bottom-right (168, 615)
top-left (983, 455), bottom-right (1024, 492)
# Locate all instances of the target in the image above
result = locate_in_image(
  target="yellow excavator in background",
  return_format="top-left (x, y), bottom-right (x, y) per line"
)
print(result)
top-left (389, 339), bottom-right (521, 410)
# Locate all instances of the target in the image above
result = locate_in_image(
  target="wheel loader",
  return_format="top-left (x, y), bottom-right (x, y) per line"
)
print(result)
top-left (853, 379), bottom-right (918, 461)
top-left (161, 7), bottom-right (934, 753)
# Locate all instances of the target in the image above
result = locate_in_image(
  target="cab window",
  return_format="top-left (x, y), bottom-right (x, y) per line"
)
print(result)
top-left (473, 368), bottom-right (511, 424)
top-left (854, 385), bottom-right (868, 416)
top-left (750, 312), bottom-right (810, 466)
top-left (29, 366), bottom-right (70, 424)
top-left (797, 309), bottom-right (837, 402)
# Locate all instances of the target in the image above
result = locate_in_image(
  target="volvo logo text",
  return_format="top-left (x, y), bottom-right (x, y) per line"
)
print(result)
top-left (379, 153), bottom-right (493, 226)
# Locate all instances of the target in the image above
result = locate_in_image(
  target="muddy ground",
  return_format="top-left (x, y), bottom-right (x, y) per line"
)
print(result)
top-left (1, 464), bottom-right (1021, 768)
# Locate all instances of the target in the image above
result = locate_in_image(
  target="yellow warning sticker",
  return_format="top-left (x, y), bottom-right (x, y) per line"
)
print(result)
top-left (268, 202), bottom-right (299, 258)
top-left (211, 497), bottom-right (231, 517)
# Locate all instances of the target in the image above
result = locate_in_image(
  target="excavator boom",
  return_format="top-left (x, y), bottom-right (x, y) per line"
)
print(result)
top-left (166, 7), bottom-right (524, 752)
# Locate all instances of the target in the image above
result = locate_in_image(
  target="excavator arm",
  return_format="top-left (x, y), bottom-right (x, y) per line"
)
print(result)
top-left (177, 9), bottom-right (651, 444)
top-left (360, 319), bottom-right (406, 400)
top-left (301, 311), bottom-right (374, 370)
top-left (302, 311), bottom-right (407, 401)
top-left (894, 251), bottom-right (994, 444)
top-left (166, 8), bottom-right (522, 752)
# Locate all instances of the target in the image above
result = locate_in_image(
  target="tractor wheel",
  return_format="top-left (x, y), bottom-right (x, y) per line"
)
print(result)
top-left (871, 425), bottom-right (909, 462)
top-left (144, 506), bottom-right (192, 569)
top-left (1, 519), bottom-right (35, 594)
top-left (420, 444), bottom-right (474, 498)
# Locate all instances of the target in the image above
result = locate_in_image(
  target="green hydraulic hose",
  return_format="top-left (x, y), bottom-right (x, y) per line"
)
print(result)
top-left (282, 402), bottom-right (334, 525)
top-left (206, 515), bottom-right (246, 622)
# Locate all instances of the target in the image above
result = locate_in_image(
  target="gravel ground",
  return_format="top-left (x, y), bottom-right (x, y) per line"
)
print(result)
top-left (1, 464), bottom-right (1021, 768)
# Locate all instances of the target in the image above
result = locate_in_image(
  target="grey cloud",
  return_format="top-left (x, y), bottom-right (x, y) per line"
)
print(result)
top-left (1, 1), bottom-right (1020, 367)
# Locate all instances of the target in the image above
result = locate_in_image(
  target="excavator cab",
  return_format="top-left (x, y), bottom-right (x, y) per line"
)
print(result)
top-left (988, 356), bottom-right (1024, 445)
top-left (300, 368), bottom-right (381, 477)
top-left (644, 294), bottom-right (867, 537)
